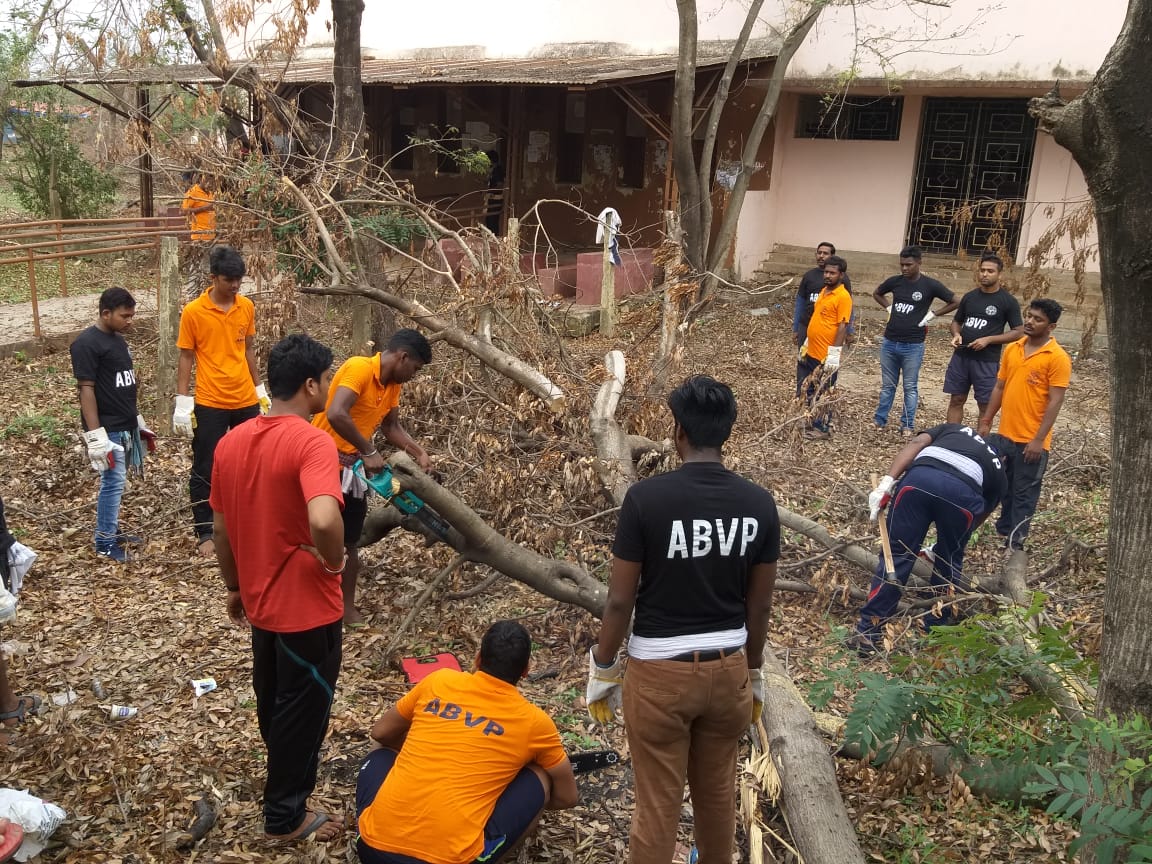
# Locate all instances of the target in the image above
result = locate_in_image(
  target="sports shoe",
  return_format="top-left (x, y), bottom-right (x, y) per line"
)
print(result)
top-left (96, 545), bottom-right (128, 564)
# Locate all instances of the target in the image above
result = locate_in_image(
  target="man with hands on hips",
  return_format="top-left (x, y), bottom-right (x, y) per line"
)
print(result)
top-left (587, 375), bottom-right (780, 864)
top-left (172, 245), bottom-right (268, 557)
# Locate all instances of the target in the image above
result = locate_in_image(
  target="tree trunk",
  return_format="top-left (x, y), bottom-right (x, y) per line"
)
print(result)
top-left (1029, 6), bottom-right (1152, 859)
top-left (672, 0), bottom-right (704, 271)
top-left (330, 0), bottom-right (366, 178)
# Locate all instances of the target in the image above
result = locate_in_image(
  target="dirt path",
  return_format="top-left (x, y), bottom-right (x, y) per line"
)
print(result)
top-left (0, 289), bottom-right (159, 346)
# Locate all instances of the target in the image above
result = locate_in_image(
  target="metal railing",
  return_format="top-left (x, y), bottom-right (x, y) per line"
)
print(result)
top-left (0, 216), bottom-right (188, 337)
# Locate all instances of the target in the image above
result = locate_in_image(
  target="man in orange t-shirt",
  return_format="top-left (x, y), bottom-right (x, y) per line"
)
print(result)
top-left (355, 620), bottom-right (579, 864)
top-left (181, 172), bottom-right (216, 288)
top-left (174, 246), bottom-right (269, 556)
top-left (312, 328), bottom-right (432, 626)
top-left (797, 255), bottom-right (852, 440)
top-left (210, 333), bottom-right (345, 843)
top-left (977, 298), bottom-right (1071, 551)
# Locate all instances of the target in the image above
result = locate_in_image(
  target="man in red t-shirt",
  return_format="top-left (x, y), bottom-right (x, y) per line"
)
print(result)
top-left (210, 334), bottom-right (345, 843)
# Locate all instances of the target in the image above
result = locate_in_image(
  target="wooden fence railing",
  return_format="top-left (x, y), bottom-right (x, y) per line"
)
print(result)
top-left (0, 216), bottom-right (188, 337)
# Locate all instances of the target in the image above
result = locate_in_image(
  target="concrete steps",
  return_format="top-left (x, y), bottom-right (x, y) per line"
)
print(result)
top-left (753, 244), bottom-right (1107, 353)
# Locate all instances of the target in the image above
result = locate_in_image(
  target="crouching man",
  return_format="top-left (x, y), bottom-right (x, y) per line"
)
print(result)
top-left (355, 620), bottom-right (579, 864)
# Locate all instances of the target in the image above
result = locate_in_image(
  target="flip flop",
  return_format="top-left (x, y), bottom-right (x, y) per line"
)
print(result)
top-left (0, 695), bottom-right (41, 724)
top-left (267, 810), bottom-right (332, 844)
top-left (0, 817), bottom-right (24, 862)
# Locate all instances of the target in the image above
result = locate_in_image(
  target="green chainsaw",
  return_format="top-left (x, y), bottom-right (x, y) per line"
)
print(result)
top-left (352, 460), bottom-right (454, 544)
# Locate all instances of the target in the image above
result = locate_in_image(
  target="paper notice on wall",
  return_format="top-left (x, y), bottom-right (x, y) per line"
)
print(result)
top-left (592, 144), bottom-right (614, 174)
top-left (526, 131), bottom-right (549, 163)
top-left (464, 121), bottom-right (493, 147)
top-left (715, 160), bottom-right (742, 190)
top-left (652, 139), bottom-right (668, 172)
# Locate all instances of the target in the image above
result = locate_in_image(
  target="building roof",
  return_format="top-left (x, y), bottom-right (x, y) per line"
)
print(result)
top-left (14, 40), bottom-right (778, 89)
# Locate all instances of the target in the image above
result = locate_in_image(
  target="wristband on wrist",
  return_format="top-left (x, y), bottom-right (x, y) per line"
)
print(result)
top-left (320, 555), bottom-right (346, 575)
top-left (360, 449), bottom-right (378, 458)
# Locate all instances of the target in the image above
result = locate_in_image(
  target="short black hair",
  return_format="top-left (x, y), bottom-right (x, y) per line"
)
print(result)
top-left (899, 246), bottom-right (923, 261)
top-left (668, 375), bottom-right (737, 449)
top-left (99, 287), bottom-right (136, 313)
top-left (210, 245), bottom-right (246, 279)
top-left (816, 241), bottom-right (836, 254)
top-left (267, 334), bottom-right (333, 400)
top-left (824, 255), bottom-right (848, 275)
top-left (1029, 298), bottom-right (1063, 325)
top-left (386, 328), bottom-right (433, 365)
top-left (478, 620), bottom-right (531, 684)
top-left (979, 253), bottom-right (1004, 272)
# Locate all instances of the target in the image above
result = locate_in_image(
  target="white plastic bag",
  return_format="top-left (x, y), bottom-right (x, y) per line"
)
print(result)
top-left (0, 788), bottom-right (66, 861)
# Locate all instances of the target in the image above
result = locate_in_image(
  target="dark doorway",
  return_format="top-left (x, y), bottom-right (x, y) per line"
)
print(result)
top-left (906, 98), bottom-right (1037, 256)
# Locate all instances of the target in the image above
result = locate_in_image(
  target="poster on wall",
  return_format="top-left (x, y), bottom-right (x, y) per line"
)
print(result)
top-left (526, 131), bottom-right (550, 163)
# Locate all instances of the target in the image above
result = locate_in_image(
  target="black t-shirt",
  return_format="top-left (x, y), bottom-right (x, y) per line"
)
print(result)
top-left (952, 288), bottom-right (1023, 363)
top-left (69, 325), bottom-right (138, 432)
top-left (612, 461), bottom-right (781, 639)
top-left (914, 423), bottom-right (1007, 513)
top-left (877, 275), bottom-right (954, 343)
top-left (797, 267), bottom-right (851, 331)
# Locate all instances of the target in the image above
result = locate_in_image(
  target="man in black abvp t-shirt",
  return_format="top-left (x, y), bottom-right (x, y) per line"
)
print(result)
top-left (852, 423), bottom-right (1007, 653)
top-left (943, 254), bottom-right (1024, 423)
top-left (69, 288), bottom-right (146, 562)
top-left (587, 377), bottom-right (779, 864)
top-left (872, 246), bottom-right (957, 434)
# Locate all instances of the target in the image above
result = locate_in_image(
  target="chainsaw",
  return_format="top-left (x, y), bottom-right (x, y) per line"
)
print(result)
top-left (352, 459), bottom-right (454, 544)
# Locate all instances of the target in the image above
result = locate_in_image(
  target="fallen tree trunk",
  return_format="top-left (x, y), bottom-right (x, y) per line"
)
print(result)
top-left (590, 350), bottom-right (637, 507)
top-left (756, 652), bottom-right (867, 863)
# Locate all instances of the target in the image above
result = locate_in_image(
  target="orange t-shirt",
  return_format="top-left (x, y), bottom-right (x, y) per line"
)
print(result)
top-left (995, 336), bottom-right (1072, 450)
top-left (208, 415), bottom-right (344, 632)
top-left (311, 354), bottom-right (401, 455)
top-left (358, 669), bottom-right (567, 864)
top-left (805, 283), bottom-right (852, 363)
top-left (182, 183), bottom-right (216, 242)
top-left (177, 291), bottom-right (257, 410)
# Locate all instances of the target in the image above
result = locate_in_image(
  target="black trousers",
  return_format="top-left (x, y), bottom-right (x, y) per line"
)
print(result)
top-left (991, 435), bottom-right (1049, 551)
top-left (190, 402), bottom-right (259, 540)
top-left (251, 620), bottom-right (343, 835)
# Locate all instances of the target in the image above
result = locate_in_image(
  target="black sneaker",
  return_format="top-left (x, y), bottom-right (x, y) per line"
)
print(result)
top-left (96, 545), bottom-right (128, 564)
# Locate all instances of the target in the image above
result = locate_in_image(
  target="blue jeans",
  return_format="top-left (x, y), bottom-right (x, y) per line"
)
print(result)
top-left (874, 339), bottom-right (925, 431)
top-left (94, 430), bottom-right (129, 552)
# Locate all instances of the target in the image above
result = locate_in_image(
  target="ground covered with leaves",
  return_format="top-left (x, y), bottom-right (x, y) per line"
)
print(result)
top-left (0, 280), bottom-right (1109, 863)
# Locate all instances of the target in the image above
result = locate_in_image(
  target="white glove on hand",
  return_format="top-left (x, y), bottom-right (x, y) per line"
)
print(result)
top-left (868, 475), bottom-right (896, 521)
top-left (750, 668), bottom-right (765, 724)
top-left (83, 427), bottom-right (114, 473)
top-left (918, 310), bottom-right (936, 327)
top-left (824, 345), bottom-right (842, 373)
top-left (255, 383), bottom-right (271, 415)
top-left (885, 305), bottom-right (893, 320)
top-left (586, 648), bottom-right (623, 725)
top-left (173, 395), bottom-right (195, 438)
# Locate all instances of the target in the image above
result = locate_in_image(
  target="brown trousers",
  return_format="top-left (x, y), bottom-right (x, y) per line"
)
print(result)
top-left (623, 651), bottom-right (752, 864)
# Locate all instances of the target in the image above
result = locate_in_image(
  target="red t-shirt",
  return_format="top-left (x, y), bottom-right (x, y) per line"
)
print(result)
top-left (209, 414), bottom-right (345, 632)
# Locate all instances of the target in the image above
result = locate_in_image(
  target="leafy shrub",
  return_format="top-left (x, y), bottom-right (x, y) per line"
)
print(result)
top-left (5, 110), bottom-right (118, 218)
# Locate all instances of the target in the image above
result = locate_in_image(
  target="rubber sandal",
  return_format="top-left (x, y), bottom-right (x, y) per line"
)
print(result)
top-left (0, 817), bottom-right (25, 862)
top-left (267, 810), bottom-right (331, 843)
top-left (0, 695), bottom-right (41, 724)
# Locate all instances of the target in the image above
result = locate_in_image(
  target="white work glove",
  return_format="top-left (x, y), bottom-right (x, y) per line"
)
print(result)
top-left (173, 395), bottom-right (195, 438)
top-left (885, 305), bottom-right (893, 320)
top-left (824, 345), bottom-right (842, 373)
top-left (255, 382), bottom-right (271, 415)
top-left (137, 414), bottom-right (157, 453)
top-left (83, 427), bottom-right (115, 473)
top-left (798, 339), bottom-right (809, 361)
top-left (918, 310), bottom-right (936, 327)
top-left (868, 475), bottom-right (896, 521)
top-left (586, 648), bottom-right (623, 725)
top-left (750, 668), bottom-right (765, 724)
